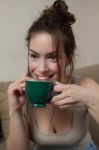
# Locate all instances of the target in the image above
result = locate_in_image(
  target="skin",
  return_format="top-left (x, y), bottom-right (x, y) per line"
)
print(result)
top-left (28, 32), bottom-right (67, 83)
top-left (28, 32), bottom-right (59, 81)
top-left (7, 32), bottom-right (99, 150)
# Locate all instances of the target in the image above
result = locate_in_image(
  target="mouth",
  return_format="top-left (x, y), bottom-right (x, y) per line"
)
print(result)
top-left (31, 74), bottom-right (56, 81)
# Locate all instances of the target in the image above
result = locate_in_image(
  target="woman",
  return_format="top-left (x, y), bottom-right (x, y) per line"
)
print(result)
top-left (7, 0), bottom-right (99, 150)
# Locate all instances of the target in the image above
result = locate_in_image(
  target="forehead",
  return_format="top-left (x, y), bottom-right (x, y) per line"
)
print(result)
top-left (29, 32), bottom-right (55, 54)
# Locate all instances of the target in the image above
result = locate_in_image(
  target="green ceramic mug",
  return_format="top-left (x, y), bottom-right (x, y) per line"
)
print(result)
top-left (25, 80), bottom-right (54, 107)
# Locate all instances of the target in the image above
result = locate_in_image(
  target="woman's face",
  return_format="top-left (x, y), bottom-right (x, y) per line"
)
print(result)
top-left (28, 32), bottom-right (67, 82)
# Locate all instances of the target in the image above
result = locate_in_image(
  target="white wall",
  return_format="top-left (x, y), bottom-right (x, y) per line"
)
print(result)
top-left (0, 0), bottom-right (99, 81)
top-left (67, 0), bottom-right (99, 68)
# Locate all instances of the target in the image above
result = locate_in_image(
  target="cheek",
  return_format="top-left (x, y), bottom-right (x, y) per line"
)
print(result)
top-left (29, 61), bottom-right (36, 71)
top-left (48, 63), bottom-right (58, 73)
top-left (29, 60), bottom-right (58, 74)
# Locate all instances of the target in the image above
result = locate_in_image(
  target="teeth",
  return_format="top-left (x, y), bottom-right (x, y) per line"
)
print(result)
top-left (32, 74), bottom-right (54, 81)
top-left (37, 76), bottom-right (49, 80)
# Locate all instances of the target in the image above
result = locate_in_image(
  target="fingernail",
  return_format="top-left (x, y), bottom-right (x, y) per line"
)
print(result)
top-left (51, 98), bottom-right (56, 102)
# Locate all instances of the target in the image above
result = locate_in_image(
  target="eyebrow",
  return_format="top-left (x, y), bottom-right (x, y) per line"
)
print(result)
top-left (29, 49), bottom-right (57, 56)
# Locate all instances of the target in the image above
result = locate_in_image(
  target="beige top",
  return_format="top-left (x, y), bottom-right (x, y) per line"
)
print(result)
top-left (23, 76), bottom-right (92, 150)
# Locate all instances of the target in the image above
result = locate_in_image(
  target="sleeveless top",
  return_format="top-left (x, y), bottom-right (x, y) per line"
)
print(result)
top-left (23, 76), bottom-right (92, 150)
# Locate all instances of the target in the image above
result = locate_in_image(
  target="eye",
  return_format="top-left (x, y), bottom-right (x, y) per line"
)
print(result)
top-left (29, 53), bottom-right (38, 59)
top-left (47, 54), bottom-right (59, 62)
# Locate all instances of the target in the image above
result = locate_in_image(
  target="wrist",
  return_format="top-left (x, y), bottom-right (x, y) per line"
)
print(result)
top-left (87, 94), bottom-right (99, 109)
top-left (9, 108), bottom-right (22, 117)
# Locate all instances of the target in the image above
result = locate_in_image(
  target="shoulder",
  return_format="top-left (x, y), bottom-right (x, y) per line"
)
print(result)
top-left (79, 77), bottom-right (99, 96)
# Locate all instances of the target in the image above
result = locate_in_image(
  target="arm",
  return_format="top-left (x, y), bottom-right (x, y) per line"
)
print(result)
top-left (7, 109), bottom-right (29, 150)
top-left (80, 77), bottom-right (99, 125)
top-left (51, 78), bottom-right (99, 125)
top-left (7, 76), bottom-right (30, 150)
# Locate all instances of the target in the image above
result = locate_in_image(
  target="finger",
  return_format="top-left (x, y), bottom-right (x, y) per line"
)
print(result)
top-left (8, 83), bottom-right (22, 95)
top-left (19, 82), bottom-right (25, 88)
top-left (59, 103), bottom-right (85, 109)
top-left (59, 104), bottom-right (74, 109)
top-left (51, 92), bottom-right (68, 102)
top-left (57, 100), bottom-right (83, 108)
top-left (53, 84), bottom-right (66, 92)
top-left (11, 83), bottom-right (25, 95)
top-left (19, 83), bottom-right (26, 93)
top-left (27, 78), bottom-right (36, 81)
top-left (22, 87), bottom-right (25, 91)
top-left (54, 97), bottom-right (73, 106)
top-left (54, 81), bottom-right (61, 85)
top-left (52, 88), bottom-right (72, 102)
top-left (14, 87), bottom-right (23, 95)
top-left (19, 96), bottom-right (25, 104)
top-left (53, 82), bottom-right (71, 92)
top-left (15, 76), bottom-right (29, 84)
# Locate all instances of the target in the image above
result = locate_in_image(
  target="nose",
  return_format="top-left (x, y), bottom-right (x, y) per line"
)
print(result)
top-left (37, 58), bottom-right (49, 74)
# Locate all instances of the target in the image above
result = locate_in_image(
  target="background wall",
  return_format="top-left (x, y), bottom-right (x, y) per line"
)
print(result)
top-left (0, 0), bottom-right (99, 81)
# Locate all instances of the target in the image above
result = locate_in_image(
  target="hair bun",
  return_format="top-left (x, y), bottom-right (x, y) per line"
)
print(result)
top-left (53, 0), bottom-right (68, 13)
top-left (53, 0), bottom-right (75, 25)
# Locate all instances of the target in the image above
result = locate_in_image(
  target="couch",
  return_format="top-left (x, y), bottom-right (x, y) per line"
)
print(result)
top-left (0, 64), bottom-right (99, 150)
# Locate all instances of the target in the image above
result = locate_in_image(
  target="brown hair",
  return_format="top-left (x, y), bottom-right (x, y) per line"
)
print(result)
top-left (26, 0), bottom-right (76, 83)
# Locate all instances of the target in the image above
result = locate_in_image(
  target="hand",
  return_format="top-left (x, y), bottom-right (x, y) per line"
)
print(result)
top-left (8, 75), bottom-right (29, 111)
top-left (51, 81), bottom-right (93, 109)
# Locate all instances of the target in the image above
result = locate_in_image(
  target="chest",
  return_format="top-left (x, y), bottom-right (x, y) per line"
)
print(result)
top-left (29, 106), bottom-right (89, 146)
top-left (32, 105), bottom-right (73, 134)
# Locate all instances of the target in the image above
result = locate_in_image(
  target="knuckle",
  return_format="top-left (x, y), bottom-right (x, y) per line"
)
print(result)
top-left (67, 89), bottom-right (72, 96)
top-left (62, 85), bottom-right (66, 90)
top-left (67, 91), bottom-right (71, 96)
top-left (8, 83), bottom-right (14, 93)
top-left (54, 85), bottom-right (58, 91)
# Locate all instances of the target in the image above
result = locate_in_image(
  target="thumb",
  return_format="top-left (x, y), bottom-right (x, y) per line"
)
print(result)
top-left (54, 81), bottom-right (60, 85)
top-left (54, 81), bottom-right (63, 86)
